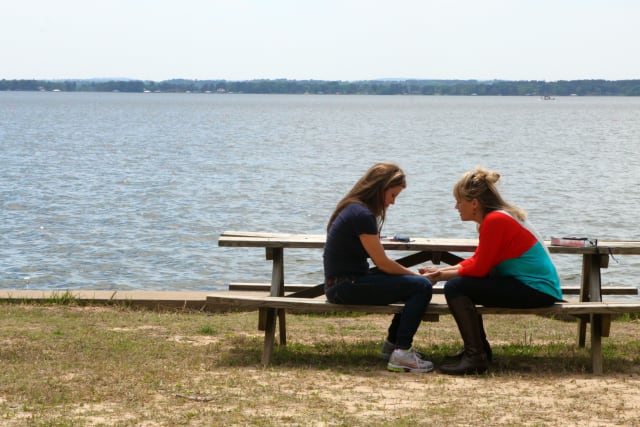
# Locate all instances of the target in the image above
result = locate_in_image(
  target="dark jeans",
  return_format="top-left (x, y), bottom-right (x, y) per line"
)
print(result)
top-left (444, 275), bottom-right (559, 308)
top-left (325, 273), bottom-right (432, 349)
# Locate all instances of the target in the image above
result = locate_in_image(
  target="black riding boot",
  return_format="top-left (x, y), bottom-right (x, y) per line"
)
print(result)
top-left (445, 314), bottom-right (492, 362)
top-left (439, 296), bottom-right (489, 375)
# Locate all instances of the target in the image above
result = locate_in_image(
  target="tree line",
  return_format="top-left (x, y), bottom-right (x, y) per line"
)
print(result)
top-left (2, 78), bottom-right (640, 96)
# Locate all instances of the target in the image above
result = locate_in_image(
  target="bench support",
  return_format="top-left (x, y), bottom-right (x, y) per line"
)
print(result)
top-left (578, 253), bottom-right (610, 346)
top-left (261, 308), bottom-right (277, 366)
top-left (263, 247), bottom-right (286, 364)
top-left (590, 313), bottom-right (606, 375)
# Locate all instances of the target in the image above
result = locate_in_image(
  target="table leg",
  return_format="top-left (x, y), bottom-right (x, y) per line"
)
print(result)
top-left (590, 313), bottom-right (605, 375)
top-left (261, 308), bottom-right (277, 366)
top-left (278, 309), bottom-right (286, 345)
top-left (577, 254), bottom-right (602, 347)
top-left (259, 247), bottom-right (286, 366)
top-left (587, 254), bottom-right (603, 302)
top-left (268, 247), bottom-right (287, 346)
top-left (577, 256), bottom-right (589, 347)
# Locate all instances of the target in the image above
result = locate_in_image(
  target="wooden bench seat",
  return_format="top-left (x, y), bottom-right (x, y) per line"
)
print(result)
top-left (227, 281), bottom-right (639, 296)
top-left (208, 293), bottom-right (640, 316)
top-left (206, 293), bottom-right (640, 374)
top-left (229, 282), bottom-right (320, 292)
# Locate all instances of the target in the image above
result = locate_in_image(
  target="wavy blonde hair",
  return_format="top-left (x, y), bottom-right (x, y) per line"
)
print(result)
top-left (327, 162), bottom-right (406, 232)
top-left (454, 166), bottom-right (526, 221)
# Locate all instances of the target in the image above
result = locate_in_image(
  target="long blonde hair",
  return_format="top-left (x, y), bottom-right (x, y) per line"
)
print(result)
top-left (327, 162), bottom-right (406, 232)
top-left (454, 167), bottom-right (526, 221)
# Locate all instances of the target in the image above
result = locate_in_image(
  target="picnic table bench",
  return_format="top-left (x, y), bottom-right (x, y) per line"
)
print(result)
top-left (211, 231), bottom-right (640, 374)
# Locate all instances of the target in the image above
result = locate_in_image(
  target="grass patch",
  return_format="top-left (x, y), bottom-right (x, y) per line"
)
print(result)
top-left (1, 304), bottom-right (639, 425)
top-left (46, 290), bottom-right (80, 305)
top-left (198, 324), bottom-right (217, 335)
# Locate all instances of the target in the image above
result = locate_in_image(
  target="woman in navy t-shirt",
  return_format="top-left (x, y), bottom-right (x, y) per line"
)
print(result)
top-left (324, 162), bottom-right (433, 373)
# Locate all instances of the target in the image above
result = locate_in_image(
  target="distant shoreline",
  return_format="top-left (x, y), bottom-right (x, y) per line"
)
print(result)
top-left (3, 78), bottom-right (640, 96)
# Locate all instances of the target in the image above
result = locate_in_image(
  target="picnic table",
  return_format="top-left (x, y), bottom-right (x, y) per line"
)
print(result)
top-left (214, 231), bottom-right (640, 372)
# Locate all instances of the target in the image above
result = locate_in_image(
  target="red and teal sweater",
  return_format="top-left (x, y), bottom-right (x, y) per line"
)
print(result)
top-left (458, 210), bottom-right (563, 301)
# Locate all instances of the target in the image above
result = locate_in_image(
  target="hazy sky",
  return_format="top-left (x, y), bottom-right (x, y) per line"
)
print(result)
top-left (2, 0), bottom-right (639, 82)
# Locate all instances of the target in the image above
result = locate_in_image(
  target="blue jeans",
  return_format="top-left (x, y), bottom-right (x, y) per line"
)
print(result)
top-left (325, 273), bottom-right (432, 349)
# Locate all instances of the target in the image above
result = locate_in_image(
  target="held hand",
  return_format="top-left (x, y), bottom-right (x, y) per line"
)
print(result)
top-left (425, 271), bottom-right (442, 284)
top-left (419, 267), bottom-right (443, 284)
top-left (418, 266), bottom-right (438, 275)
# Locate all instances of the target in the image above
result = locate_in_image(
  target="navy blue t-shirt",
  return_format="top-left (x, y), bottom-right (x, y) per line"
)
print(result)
top-left (323, 202), bottom-right (378, 278)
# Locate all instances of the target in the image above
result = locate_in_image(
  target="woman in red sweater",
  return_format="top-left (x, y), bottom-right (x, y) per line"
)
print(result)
top-left (422, 167), bottom-right (563, 375)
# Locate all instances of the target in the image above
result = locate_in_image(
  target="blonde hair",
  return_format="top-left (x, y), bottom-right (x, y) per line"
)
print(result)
top-left (454, 167), bottom-right (526, 221)
top-left (327, 162), bottom-right (406, 232)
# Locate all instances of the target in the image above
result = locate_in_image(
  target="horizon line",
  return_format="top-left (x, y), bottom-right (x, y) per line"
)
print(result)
top-left (4, 77), bottom-right (640, 83)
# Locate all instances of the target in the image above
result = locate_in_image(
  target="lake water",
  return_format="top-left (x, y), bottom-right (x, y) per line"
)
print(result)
top-left (1, 92), bottom-right (639, 294)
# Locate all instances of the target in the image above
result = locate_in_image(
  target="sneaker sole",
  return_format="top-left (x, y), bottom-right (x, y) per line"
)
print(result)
top-left (387, 363), bottom-right (434, 373)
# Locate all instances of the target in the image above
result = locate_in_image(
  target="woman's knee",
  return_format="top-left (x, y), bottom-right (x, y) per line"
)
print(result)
top-left (443, 277), bottom-right (465, 299)
top-left (400, 276), bottom-right (432, 302)
top-left (414, 276), bottom-right (433, 297)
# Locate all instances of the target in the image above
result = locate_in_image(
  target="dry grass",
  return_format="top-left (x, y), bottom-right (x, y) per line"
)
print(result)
top-left (1, 303), bottom-right (640, 426)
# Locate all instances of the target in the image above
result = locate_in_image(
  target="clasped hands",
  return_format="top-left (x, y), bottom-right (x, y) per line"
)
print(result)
top-left (418, 266), bottom-right (443, 283)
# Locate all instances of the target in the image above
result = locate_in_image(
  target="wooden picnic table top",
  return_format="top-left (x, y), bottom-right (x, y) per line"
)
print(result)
top-left (218, 230), bottom-right (640, 255)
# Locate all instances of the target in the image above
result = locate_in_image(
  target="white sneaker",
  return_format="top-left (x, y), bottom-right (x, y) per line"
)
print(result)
top-left (387, 348), bottom-right (434, 373)
top-left (380, 340), bottom-right (426, 361)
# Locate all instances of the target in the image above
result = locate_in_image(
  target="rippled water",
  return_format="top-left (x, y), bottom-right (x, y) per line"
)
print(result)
top-left (1, 92), bottom-right (639, 292)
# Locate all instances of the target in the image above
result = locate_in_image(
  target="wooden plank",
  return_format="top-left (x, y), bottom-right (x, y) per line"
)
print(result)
top-left (219, 232), bottom-right (480, 251)
top-left (475, 303), bottom-right (640, 315)
top-left (208, 294), bottom-right (411, 314)
top-left (219, 231), bottom-right (640, 255)
top-left (218, 233), bottom-right (326, 249)
top-left (229, 282), bottom-right (319, 292)
top-left (228, 282), bottom-right (638, 296)
top-left (586, 241), bottom-right (640, 255)
top-left (207, 294), bottom-right (640, 316)
top-left (286, 284), bottom-right (324, 298)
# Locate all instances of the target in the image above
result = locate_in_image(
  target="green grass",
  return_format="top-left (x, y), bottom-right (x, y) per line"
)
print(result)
top-left (1, 303), bottom-right (639, 426)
